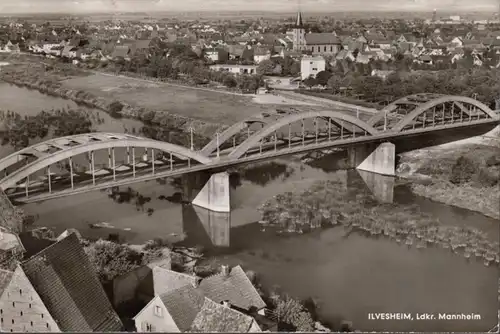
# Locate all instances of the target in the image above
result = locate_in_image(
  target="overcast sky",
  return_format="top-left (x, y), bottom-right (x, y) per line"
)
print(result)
top-left (0, 0), bottom-right (498, 13)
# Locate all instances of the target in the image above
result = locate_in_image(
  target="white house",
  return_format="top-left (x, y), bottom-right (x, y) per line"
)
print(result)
top-left (300, 56), bottom-right (326, 80)
top-left (209, 64), bottom-right (257, 75)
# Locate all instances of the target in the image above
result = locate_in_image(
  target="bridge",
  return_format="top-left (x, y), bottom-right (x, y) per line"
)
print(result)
top-left (0, 93), bottom-right (498, 211)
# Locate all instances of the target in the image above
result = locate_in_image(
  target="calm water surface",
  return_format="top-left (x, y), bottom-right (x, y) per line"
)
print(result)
top-left (1, 82), bottom-right (498, 332)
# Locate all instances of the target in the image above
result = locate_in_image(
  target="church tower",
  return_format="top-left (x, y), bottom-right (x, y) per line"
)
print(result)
top-left (292, 10), bottom-right (306, 52)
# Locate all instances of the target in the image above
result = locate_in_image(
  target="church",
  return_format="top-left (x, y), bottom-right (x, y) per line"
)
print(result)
top-left (291, 11), bottom-right (342, 56)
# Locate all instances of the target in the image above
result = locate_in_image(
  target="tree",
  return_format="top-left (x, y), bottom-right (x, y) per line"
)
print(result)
top-left (303, 76), bottom-right (317, 89)
top-left (84, 239), bottom-right (145, 283)
top-left (327, 75), bottom-right (343, 93)
top-left (450, 156), bottom-right (478, 185)
top-left (257, 59), bottom-right (275, 75)
top-left (271, 294), bottom-right (315, 332)
top-left (315, 71), bottom-right (332, 86)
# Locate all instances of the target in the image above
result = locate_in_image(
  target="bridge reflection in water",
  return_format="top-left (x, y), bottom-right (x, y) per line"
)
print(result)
top-left (179, 169), bottom-right (395, 249)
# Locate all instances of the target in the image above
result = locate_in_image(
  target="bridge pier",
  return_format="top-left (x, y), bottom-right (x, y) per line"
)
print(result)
top-left (182, 172), bottom-right (231, 213)
top-left (347, 142), bottom-right (396, 176)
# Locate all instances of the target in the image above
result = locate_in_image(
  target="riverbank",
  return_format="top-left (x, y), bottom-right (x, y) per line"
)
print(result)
top-left (398, 128), bottom-right (500, 220)
top-left (0, 60), bottom-right (225, 141)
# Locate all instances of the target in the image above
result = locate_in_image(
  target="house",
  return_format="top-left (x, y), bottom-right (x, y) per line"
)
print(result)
top-left (190, 298), bottom-right (262, 332)
top-left (209, 64), bottom-right (257, 75)
top-left (227, 44), bottom-right (254, 61)
top-left (0, 266), bottom-right (60, 332)
top-left (371, 70), bottom-right (395, 80)
top-left (198, 265), bottom-right (266, 315)
top-left (61, 45), bottom-right (78, 58)
top-left (21, 233), bottom-right (123, 332)
top-left (0, 227), bottom-right (25, 270)
top-left (136, 266), bottom-right (197, 303)
top-left (253, 47), bottom-right (272, 64)
top-left (133, 284), bottom-right (205, 332)
top-left (112, 45), bottom-right (130, 60)
top-left (300, 56), bottom-right (326, 81)
top-left (204, 48), bottom-right (229, 63)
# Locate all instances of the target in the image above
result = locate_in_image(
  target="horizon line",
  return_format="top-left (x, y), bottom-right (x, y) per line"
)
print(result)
top-left (1, 9), bottom-right (497, 15)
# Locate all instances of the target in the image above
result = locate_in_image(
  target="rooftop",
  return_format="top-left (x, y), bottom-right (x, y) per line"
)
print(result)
top-left (21, 233), bottom-right (123, 332)
top-left (190, 298), bottom-right (260, 333)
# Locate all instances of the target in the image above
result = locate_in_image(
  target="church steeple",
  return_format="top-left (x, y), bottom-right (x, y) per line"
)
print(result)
top-left (295, 11), bottom-right (304, 28)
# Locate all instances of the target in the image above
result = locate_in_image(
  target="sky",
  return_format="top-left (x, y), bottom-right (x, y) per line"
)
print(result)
top-left (0, 0), bottom-right (498, 14)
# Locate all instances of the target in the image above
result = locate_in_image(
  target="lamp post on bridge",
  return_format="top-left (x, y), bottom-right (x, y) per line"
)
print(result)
top-left (189, 126), bottom-right (194, 151)
top-left (216, 131), bottom-right (220, 158)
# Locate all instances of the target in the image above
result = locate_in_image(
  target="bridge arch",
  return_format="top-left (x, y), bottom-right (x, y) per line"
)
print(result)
top-left (227, 110), bottom-right (379, 160)
top-left (367, 93), bottom-right (448, 127)
top-left (391, 95), bottom-right (498, 132)
top-left (0, 134), bottom-right (212, 191)
top-left (200, 117), bottom-right (269, 156)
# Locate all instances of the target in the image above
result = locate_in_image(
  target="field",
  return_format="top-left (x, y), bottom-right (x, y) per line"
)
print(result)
top-left (61, 73), bottom-right (318, 125)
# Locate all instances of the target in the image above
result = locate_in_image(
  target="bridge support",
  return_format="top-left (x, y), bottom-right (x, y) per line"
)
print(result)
top-left (348, 142), bottom-right (396, 176)
top-left (190, 172), bottom-right (231, 213)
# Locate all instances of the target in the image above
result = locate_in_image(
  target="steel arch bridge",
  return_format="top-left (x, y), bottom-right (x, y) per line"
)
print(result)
top-left (1, 94), bottom-right (499, 203)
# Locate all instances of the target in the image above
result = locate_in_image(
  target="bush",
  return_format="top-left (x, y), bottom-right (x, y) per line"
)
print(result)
top-left (84, 239), bottom-right (144, 283)
top-left (473, 167), bottom-right (499, 187)
top-left (449, 156), bottom-right (478, 184)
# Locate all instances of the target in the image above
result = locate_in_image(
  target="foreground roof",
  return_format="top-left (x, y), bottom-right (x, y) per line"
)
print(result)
top-left (159, 284), bottom-right (205, 331)
top-left (21, 233), bottom-right (123, 332)
top-left (190, 298), bottom-right (260, 332)
top-left (198, 265), bottom-right (266, 312)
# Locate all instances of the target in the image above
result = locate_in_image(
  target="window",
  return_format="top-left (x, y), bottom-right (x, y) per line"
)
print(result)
top-left (324, 46), bottom-right (326, 52)
top-left (310, 61), bottom-right (313, 64)
top-left (312, 68), bottom-right (318, 71)
top-left (154, 306), bottom-right (163, 317)
top-left (143, 323), bottom-right (153, 332)
top-left (330, 46), bottom-right (333, 52)
top-left (11, 302), bottom-right (14, 308)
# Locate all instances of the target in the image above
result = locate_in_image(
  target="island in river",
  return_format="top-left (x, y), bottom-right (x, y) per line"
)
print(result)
top-left (0, 80), bottom-right (498, 332)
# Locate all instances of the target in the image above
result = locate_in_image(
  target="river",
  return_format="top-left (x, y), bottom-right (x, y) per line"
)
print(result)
top-left (0, 82), bottom-right (498, 332)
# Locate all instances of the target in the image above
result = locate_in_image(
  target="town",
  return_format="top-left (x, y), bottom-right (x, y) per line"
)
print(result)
top-left (0, 5), bottom-right (499, 334)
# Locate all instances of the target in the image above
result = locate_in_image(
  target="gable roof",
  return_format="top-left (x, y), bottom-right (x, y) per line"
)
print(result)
top-left (139, 266), bottom-right (197, 297)
top-left (190, 298), bottom-right (259, 332)
top-left (159, 285), bottom-right (205, 331)
top-left (198, 265), bottom-right (266, 312)
top-left (111, 45), bottom-right (129, 58)
top-left (0, 266), bottom-right (60, 332)
top-left (305, 33), bottom-right (340, 45)
top-left (20, 234), bottom-right (123, 332)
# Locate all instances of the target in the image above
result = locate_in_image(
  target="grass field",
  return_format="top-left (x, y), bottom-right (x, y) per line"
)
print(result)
top-left (61, 73), bottom-right (317, 125)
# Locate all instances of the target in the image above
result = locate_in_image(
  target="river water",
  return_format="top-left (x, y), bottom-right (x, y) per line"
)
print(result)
top-left (0, 82), bottom-right (498, 332)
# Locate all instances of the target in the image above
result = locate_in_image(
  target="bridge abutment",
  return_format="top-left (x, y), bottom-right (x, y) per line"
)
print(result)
top-left (348, 142), bottom-right (396, 176)
top-left (189, 172), bottom-right (231, 213)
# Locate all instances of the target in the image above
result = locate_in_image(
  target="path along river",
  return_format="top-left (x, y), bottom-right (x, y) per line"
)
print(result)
top-left (0, 82), bottom-right (498, 332)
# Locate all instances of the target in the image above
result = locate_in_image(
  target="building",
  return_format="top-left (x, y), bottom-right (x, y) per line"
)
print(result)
top-left (0, 266), bottom-right (60, 332)
top-left (209, 64), bottom-right (258, 75)
top-left (300, 56), bottom-right (326, 80)
top-left (20, 233), bottom-right (123, 332)
top-left (190, 298), bottom-right (262, 332)
top-left (198, 265), bottom-right (266, 315)
top-left (291, 11), bottom-right (341, 55)
top-left (133, 284), bottom-right (205, 332)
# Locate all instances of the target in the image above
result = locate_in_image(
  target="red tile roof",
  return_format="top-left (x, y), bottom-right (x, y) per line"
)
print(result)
top-left (21, 233), bottom-right (123, 332)
top-left (198, 265), bottom-right (266, 312)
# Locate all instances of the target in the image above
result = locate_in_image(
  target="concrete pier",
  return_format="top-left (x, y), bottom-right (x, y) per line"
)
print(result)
top-left (191, 172), bottom-right (231, 213)
top-left (348, 142), bottom-right (396, 176)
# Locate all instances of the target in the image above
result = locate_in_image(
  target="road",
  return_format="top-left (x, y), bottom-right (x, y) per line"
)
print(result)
top-left (275, 90), bottom-right (379, 115)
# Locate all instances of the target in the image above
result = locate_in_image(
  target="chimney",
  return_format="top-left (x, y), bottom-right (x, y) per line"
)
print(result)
top-left (221, 265), bottom-right (230, 276)
top-left (222, 300), bottom-right (231, 308)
